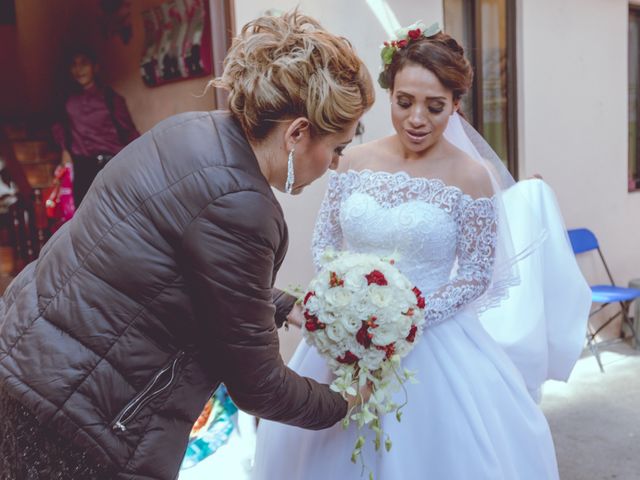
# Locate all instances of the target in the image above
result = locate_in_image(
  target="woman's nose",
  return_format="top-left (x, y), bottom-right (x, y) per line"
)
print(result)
top-left (408, 107), bottom-right (427, 127)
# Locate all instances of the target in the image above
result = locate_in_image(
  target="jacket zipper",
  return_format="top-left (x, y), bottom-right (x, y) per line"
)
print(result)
top-left (111, 351), bottom-right (184, 432)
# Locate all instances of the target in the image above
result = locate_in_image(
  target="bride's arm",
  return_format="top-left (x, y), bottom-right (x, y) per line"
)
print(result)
top-left (422, 196), bottom-right (498, 327)
top-left (311, 172), bottom-right (345, 270)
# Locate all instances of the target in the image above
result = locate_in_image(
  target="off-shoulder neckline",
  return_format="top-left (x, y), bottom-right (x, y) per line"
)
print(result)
top-left (334, 169), bottom-right (495, 203)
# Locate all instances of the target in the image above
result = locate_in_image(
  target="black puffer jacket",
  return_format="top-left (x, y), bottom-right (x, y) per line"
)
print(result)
top-left (0, 111), bottom-right (346, 479)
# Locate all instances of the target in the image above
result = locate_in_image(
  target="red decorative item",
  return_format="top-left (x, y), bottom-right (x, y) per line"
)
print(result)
top-left (365, 270), bottom-right (388, 286)
top-left (336, 351), bottom-right (359, 364)
top-left (408, 28), bottom-right (422, 40)
top-left (45, 164), bottom-right (75, 232)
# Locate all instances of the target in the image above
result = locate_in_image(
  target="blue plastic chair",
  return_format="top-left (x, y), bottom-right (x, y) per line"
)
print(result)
top-left (568, 228), bottom-right (640, 372)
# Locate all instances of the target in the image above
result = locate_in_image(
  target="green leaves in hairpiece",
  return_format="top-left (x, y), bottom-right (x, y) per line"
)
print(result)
top-left (377, 21), bottom-right (441, 89)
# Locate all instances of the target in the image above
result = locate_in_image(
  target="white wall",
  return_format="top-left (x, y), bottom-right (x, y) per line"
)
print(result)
top-left (234, 1), bottom-right (443, 358)
top-left (519, 0), bottom-right (640, 335)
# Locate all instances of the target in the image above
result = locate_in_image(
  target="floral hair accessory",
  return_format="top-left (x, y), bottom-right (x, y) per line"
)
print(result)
top-left (378, 21), bottom-right (441, 89)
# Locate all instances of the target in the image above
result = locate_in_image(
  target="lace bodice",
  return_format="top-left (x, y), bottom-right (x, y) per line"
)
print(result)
top-left (311, 169), bottom-right (498, 327)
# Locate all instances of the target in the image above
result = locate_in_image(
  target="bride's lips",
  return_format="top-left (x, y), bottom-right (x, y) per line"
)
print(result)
top-left (405, 129), bottom-right (430, 143)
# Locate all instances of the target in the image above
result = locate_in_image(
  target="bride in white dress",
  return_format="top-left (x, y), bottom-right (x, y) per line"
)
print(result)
top-left (252, 24), bottom-right (590, 480)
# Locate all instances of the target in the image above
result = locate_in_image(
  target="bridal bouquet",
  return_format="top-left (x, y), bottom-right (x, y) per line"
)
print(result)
top-left (301, 250), bottom-right (425, 474)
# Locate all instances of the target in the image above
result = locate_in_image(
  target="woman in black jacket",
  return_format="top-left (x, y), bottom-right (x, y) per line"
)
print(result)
top-left (0, 11), bottom-right (374, 480)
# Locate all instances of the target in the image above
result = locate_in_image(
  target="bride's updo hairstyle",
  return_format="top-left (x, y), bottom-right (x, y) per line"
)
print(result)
top-left (380, 31), bottom-right (473, 103)
top-left (212, 10), bottom-right (374, 141)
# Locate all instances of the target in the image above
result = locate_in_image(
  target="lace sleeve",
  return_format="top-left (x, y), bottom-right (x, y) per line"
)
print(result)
top-left (422, 196), bottom-right (498, 327)
top-left (311, 172), bottom-right (345, 271)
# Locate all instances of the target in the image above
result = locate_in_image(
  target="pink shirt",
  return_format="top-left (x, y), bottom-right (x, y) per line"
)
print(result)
top-left (52, 85), bottom-right (139, 157)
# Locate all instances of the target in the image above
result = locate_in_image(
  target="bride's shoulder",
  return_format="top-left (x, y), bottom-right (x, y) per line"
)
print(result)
top-left (447, 149), bottom-right (494, 200)
top-left (336, 136), bottom-right (395, 173)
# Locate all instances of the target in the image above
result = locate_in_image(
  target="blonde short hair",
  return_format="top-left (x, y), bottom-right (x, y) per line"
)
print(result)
top-left (212, 10), bottom-right (374, 141)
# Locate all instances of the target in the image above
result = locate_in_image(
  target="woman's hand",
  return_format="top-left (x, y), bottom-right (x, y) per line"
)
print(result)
top-left (345, 383), bottom-right (373, 411)
top-left (286, 303), bottom-right (305, 328)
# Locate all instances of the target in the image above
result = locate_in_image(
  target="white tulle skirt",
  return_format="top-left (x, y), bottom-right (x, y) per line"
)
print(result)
top-left (252, 309), bottom-right (559, 480)
top-left (252, 180), bottom-right (589, 480)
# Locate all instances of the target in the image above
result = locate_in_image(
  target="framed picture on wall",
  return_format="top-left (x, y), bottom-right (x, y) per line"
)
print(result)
top-left (140, 0), bottom-right (212, 87)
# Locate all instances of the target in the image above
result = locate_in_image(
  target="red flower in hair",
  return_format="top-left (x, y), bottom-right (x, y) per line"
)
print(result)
top-left (397, 39), bottom-right (408, 48)
top-left (408, 28), bottom-right (422, 40)
top-left (337, 351), bottom-right (359, 364)
top-left (366, 270), bottom-right (388, 286)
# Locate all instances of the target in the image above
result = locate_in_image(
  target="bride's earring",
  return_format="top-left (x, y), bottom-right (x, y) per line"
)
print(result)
top-left (285, 149), bottom-right (295, 194)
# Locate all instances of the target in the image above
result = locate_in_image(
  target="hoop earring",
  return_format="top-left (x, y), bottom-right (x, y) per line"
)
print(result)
top-left (285, 149), bottom-right (295, 194)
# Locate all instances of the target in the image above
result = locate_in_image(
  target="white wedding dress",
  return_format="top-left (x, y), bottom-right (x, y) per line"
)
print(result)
top-left (252, 169), bottom-right (577, 480)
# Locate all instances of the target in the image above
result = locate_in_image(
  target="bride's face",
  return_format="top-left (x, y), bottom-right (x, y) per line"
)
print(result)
top-left (390, 63), bottom-right (457, 155)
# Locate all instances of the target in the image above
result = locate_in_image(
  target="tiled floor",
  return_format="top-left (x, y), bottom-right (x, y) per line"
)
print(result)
top-left (542, 342), bottom-right (640, 480)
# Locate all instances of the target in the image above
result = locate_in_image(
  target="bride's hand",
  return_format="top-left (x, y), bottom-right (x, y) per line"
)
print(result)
top-left (285, 303), bottom-right (304, 328)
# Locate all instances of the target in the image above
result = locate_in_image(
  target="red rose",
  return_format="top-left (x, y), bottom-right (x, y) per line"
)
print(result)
top-left (376, 343), bottom-right (396, 359)
top-left (337, 351), bottom-right (359, 364)
top-left (329, 271), bottom-right (344, 288)
top-left (304, 311), bottom-right (325, 331)
top-left (303, 291), bottom-right (315, 305)
top-left (397, 39), bottom-right (408, 48)
top-left (406, 325), bottom-right (418, 343)
top-left (356, 322), bottom-right (373, 348)
top-left (365, 270), bottom-right (388, 286)
top-left (413, 287), bottom-right (426, 309)
top-left (408, 28), bottom-right (421, 40)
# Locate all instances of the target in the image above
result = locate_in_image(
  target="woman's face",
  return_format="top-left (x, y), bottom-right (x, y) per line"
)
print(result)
top-left (390, 63), bottom-right (457, 155)
top-left (70, 54), bottom-right (97, 89)
top-left (287, 120), bottom-right (359, 194)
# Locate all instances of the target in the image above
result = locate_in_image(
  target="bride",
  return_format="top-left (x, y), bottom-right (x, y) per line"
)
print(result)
top-left (252, 23), bottom-right (590, 480)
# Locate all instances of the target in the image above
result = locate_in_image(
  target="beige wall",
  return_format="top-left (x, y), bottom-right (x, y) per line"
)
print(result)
top-left (234, 0), bottom-right (444, 359)
top-left (519, 0), bottom-right (640, 335)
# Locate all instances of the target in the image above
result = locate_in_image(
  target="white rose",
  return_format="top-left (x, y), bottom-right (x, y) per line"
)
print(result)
top-left (326, 321), bottom-right (348, 342)
top-left (361, 348), bottom-right (386, 369)
top-left (305, 297), bottom-right (320, 315)
top-left (344, 269), bottom-right (368, 290)
top-left (371, 323), bottom-right (402, 346)
top-left (323, 287), bottom-right (352, 309)
top-left (340, 315), bottom-right (362, 334)
top-left (394, 314), bottom-right (413, 336)
top-left (368, 285), bottom-right (393, 308)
